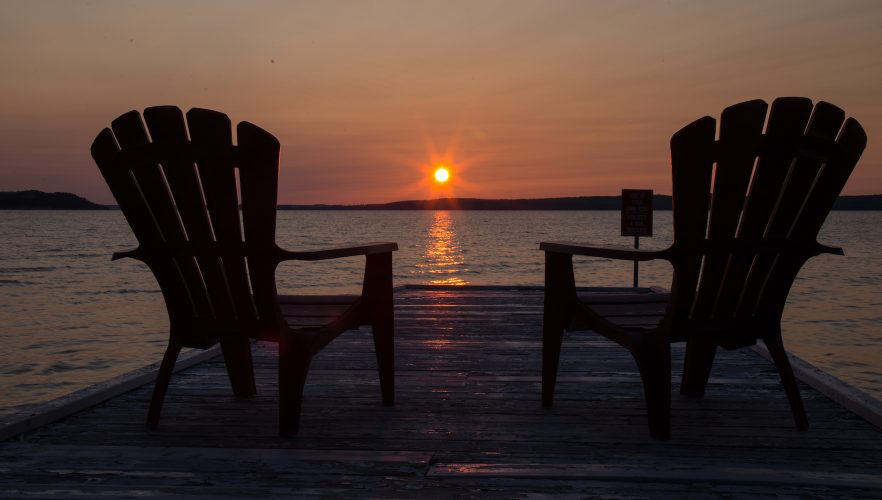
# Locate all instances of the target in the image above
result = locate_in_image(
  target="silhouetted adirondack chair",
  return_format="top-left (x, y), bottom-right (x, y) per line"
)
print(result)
top-left (91, 106), bottom-right (397, 436)
top-left (541, 98), bottom-right (866, 440)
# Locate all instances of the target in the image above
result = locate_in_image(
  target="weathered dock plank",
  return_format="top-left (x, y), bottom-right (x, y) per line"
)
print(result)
top-left (2, 287), bottom-right (881, 498)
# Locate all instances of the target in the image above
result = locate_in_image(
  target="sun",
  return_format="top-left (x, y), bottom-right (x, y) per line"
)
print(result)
top-left (433, 166), bottom-right (450, 183)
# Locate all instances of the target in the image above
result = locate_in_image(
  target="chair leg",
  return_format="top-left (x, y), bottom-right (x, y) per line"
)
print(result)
top-left (542, 251), bottom-right (576, 408)
top-left (278, 336), bottom-right (312, 437)
top-left (147, 342), bottom-right (182, 430)
top-left (372, 318), bottom-right (395, 407)
top-left (635, 342), bottom-right (672, 440)
top-left (764, 335), bottom-right (809, 431)
top-left (542, 308), bottom-right (566, 408)
top-left (364, 252), bottom-right (395, 406)
top-left (221, 337), bottom-right (257, 397)
top-left (680, 337), bottom-right (717, 397)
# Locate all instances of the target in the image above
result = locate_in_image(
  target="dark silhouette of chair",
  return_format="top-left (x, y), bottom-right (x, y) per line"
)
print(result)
top-left (91, 106), bottom-right (397, 436)
top-left (541, 98), bottom-right (866, 440)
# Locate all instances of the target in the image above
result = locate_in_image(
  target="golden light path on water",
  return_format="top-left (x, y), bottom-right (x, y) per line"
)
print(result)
top-left (421, 211), bottom-right (468, 286)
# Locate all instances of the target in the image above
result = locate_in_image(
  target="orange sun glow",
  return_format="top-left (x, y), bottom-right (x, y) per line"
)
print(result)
top-left (433, 167), bottom-right (450, 183)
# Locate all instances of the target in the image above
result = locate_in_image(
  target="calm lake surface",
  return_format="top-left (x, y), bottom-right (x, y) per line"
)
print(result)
top-left (1, 210), bottom-right (881, 416)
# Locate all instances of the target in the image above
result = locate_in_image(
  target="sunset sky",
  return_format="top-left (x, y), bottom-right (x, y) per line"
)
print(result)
top-left (1, 0), bottom-right (881, 204)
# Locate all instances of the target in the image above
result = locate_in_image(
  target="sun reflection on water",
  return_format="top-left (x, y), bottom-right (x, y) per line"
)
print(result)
top-left (419, 211), bottom-right (468, 286)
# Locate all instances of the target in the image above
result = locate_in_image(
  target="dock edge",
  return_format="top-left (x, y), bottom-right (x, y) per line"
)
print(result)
top-left (752, 341), bottom-right (882, 431)
top-left (0, 345), bottom-right (221, 442)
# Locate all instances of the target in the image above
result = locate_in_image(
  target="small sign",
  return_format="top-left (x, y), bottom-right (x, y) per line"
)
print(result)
top-left (621, 189), bottom-right (653, 237)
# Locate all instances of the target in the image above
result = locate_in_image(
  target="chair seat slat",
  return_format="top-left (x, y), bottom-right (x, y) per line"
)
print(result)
top-left (577, 292), bottom-right (670, 305)
top-left (586, 303), bottom-right (667, 317)
top-left (278, 294), bottom-right (361, 305)
top-left (279, 303), bottom-right (354, 318)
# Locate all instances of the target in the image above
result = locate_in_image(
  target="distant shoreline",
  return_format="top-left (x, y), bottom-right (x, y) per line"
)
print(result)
top-left (277, 194), bottom-right (882, 211)
top-left (0, 190), bottom-right (107, 210)
top-left (4, 191), bottom-right (882, 210)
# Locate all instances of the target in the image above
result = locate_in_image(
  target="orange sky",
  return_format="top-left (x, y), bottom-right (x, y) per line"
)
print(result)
top-left (1, 0), bottom-right (881, 204)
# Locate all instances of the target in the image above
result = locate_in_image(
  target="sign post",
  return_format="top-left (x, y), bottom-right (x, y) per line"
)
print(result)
top-left (621, 189), bottom-right (653, 288)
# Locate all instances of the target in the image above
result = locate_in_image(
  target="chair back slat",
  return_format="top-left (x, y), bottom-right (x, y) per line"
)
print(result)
top-left (668, 116), bottom-right (715, 324)
top-left (237, 121), bottom-right (283, 322)
top-left (692, 100), bottom-right (767, 320)
top-left (185, 108), bottom-right (260, 322)
top-left (109, 111), bottom-right (214, 321)
top-left (791, 118), bottom-right (867, 238)
top-left (143, 106), bottom-right (236, 321)
top-left (669, 98), bottom-right (865, 347)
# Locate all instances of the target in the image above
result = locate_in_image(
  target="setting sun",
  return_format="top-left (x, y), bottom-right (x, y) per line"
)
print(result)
top-left (434, 167), bottom-right (450, 183)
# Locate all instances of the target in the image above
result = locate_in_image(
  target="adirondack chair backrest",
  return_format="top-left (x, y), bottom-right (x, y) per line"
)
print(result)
top-left (667, 98), bottom-right (866, 348)
top-left (92, 106), bottom-right (282, 347)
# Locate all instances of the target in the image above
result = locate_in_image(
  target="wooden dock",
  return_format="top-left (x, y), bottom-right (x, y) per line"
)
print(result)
top-left (3, 287), bottom-right (882, 498)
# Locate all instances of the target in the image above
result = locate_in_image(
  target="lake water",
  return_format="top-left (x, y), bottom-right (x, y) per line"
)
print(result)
top-left (1, 210), bottom-right (881, 416)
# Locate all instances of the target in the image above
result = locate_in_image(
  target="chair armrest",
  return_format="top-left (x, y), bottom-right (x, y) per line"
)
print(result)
top-left (111, 247), bottom-right (144, 261)
top-left (277, 242), bottom-right (398, 262)
top-left (540, 241), bottom-right (671, 261)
